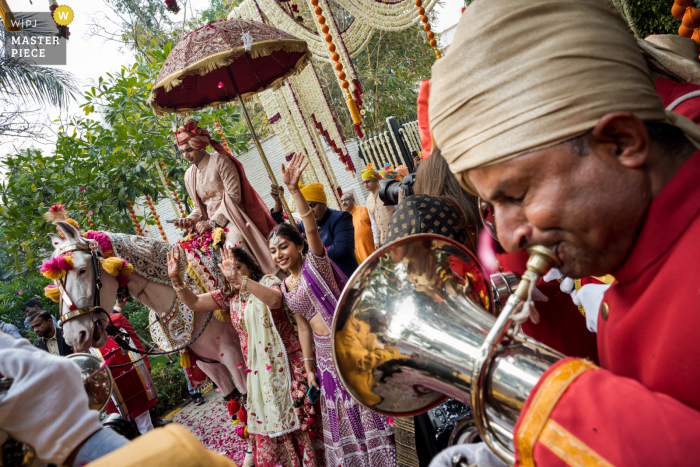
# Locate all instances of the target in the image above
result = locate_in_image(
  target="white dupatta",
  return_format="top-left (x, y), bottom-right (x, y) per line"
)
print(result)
top-left (243, 275), bottom-right (299, 437)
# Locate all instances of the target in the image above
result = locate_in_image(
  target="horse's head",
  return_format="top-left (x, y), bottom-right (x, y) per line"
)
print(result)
top-left (48, 222), bottom-right (119, 352)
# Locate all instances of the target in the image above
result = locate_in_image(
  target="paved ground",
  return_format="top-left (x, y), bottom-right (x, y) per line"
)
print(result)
top-left (164, 387), bottom-right (248, 464)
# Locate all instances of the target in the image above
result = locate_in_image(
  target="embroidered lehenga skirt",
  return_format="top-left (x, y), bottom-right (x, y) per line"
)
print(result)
top-left (314, 333), bottom-right (397, 467)
top-left (239, 304), bottom-right (325, 467)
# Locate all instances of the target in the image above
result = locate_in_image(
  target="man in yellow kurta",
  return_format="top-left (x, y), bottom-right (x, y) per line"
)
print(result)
top-left (340, 193), bottom-right (376, 263)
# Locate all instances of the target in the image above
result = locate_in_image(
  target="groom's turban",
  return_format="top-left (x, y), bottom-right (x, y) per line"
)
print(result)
top-left (429, 0), bottom-right (700, 191)
top-left (175, 121), bottom-right (228, 155)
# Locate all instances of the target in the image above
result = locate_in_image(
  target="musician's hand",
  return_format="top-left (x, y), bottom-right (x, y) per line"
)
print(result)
top-left (175, 218), bottom-right (194, 229)
top-left (270, 184), bottom-right (284, 200)
top-left (374, 243), bottom-right (381, 250)
top-left (166, 247), bottom-right (182, 283)
top-left (219, 246), bottom-right (242, 289)
top-left (281, 153), bottom-right (308, 193)
top-left (195, 221), bottom-right (212, 235)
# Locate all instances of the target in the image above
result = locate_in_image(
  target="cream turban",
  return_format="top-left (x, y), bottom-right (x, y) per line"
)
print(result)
top-left (430, 0), bottom-right (700, 191)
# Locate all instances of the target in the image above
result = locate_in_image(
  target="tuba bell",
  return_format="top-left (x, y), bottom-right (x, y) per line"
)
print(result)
top-left (331, 234), bottom-right (564, 465)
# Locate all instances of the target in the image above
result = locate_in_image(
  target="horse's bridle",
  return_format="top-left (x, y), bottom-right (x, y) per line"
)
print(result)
top-left (55, 240), bottom-right (218, 362)
top-left (56, 242), bottom-right (106, 324)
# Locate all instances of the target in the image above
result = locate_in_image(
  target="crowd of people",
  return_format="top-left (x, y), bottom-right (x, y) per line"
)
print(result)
top-left (4, 0), bottom-right (700, 465)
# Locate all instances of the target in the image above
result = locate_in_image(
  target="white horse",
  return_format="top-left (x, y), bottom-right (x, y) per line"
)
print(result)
top-left (50, 221), bottom-right (247, 397)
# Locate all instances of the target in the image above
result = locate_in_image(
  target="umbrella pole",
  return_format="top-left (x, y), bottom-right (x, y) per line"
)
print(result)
top-left (227, 71), bottom-right (298, 231)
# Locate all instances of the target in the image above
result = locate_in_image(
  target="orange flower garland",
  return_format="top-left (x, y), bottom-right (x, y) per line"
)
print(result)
top-left (312, 0), bottom-right (364, 137)
top-left (145, 194), bottom-right (168, 242)
top-left (125, 198), bottom-right (145, 236)
top-left (417, 0), bottom-right (441, 59)
top-left (673, 0), bottom-right (700, 56)
top-left (214, 120), bottom-right (232, 155)
top-left (160, 161), bottom-right (186, 218)
top-left (79, 201), bottom-right (94, 229)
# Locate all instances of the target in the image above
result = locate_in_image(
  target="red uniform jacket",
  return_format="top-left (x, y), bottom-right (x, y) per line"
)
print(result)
top-left (655, 76), bottom-right (700, 124)
top-left (513, 150), bottom-right (700, 466)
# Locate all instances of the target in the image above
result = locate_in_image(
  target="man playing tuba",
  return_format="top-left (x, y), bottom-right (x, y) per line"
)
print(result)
top-left (430, 0), bottom-right (700, 464)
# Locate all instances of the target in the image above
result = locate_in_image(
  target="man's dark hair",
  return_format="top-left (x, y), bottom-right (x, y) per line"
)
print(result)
top-left (23, 298), bottom-right (43, 313)
top-left (29, 310), bottom-right (52, 324)
top-left (565, 122), bottom-right (691, 157)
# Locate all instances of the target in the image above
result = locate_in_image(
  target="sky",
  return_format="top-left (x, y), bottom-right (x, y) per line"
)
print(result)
top-left (1, 0), bottom-right (463, 160)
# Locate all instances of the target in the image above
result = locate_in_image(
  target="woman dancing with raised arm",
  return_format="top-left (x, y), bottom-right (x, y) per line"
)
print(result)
top-left (166, 245), bottom-right (324, 467)
top-left (273, 154), bottom-right (397, 467)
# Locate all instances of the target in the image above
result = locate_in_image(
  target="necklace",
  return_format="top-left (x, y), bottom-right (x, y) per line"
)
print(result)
top-left (288, 272), bottom-right (301, 291)
top-left (287, 261), bottom-right (303, 291)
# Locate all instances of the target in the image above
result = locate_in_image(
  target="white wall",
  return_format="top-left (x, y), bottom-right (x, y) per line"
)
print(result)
top-left (236, 134), bottom-right (370, 208)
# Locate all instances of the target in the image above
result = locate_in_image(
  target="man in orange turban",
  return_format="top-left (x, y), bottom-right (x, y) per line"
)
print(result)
top-left (174, 121), bottom-right (277, 275)
top-left (271, 182), bottom-right (358, 277)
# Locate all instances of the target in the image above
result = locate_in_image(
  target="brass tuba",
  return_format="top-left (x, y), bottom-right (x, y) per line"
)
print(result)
top-left (331, 234), bottom-right (563, 465)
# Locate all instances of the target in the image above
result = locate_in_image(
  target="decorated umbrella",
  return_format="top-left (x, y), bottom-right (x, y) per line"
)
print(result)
top-left (147, 18), bottom-right (311, 225)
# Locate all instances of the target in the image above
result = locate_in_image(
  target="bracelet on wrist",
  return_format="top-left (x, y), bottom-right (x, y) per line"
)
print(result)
top-left (172, 283), bottom-right (185, 292)
top-left (302, 357), bottom-right (315, 362)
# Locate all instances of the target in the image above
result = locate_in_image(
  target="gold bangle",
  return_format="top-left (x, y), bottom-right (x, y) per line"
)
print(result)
top-left (300, 207), bottom-right (313, 218)
top-left (172, 284), bottom-right (185, 292)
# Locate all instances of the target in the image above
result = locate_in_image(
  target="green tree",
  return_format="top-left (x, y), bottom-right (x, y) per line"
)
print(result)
top-left (628, 0), bottom-right (680, 38)
top-left (0, 23), bottom-right (78, 109)
top-left (0, 44), bottom-right (248, 305)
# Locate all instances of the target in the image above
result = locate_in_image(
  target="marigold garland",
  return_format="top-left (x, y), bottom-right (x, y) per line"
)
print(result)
top-left (145, 194), bottom-right (169, 242)
top-left (160, 161), bottom-right (186, 217)
top-left (214, 120), bottom-right (232, 155)
top-left (311, 0), bottom-right (364, 138)
top-left (125, 198), bottom-right (145, 236)
top-left (416, 0), bottom-right (440, 59)
top-left (79, 201), bottom-right (94, 229)
top-left (673, 0), bottom-right (700, 57)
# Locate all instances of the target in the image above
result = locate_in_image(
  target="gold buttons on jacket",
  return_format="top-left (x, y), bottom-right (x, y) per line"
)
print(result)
top-left (601, 302), bottom-right (609, 321)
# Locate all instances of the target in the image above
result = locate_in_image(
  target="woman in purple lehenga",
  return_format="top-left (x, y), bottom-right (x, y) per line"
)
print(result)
top-left (270, 154), bottom-right (397, 467)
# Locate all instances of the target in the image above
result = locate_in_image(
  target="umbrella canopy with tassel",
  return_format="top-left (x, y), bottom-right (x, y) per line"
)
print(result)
top-left (147, 18), bottom-right (311, 226)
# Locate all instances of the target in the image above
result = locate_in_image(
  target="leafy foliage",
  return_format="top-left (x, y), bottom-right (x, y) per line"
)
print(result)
top-left (0, 272), bottom-right (57, 339)
top-left (0, 56), bottom-right (79, 109)
top-left (629, 0), bottom-right (680, 38)
top-left (0, 43), bottom-right (249, 320)
top-left (0, 18), bottom-right (79, 109)
top-left (0, 43), bottom-right (247, 337)
top-left (151, 361), bottom-right (190, 414)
